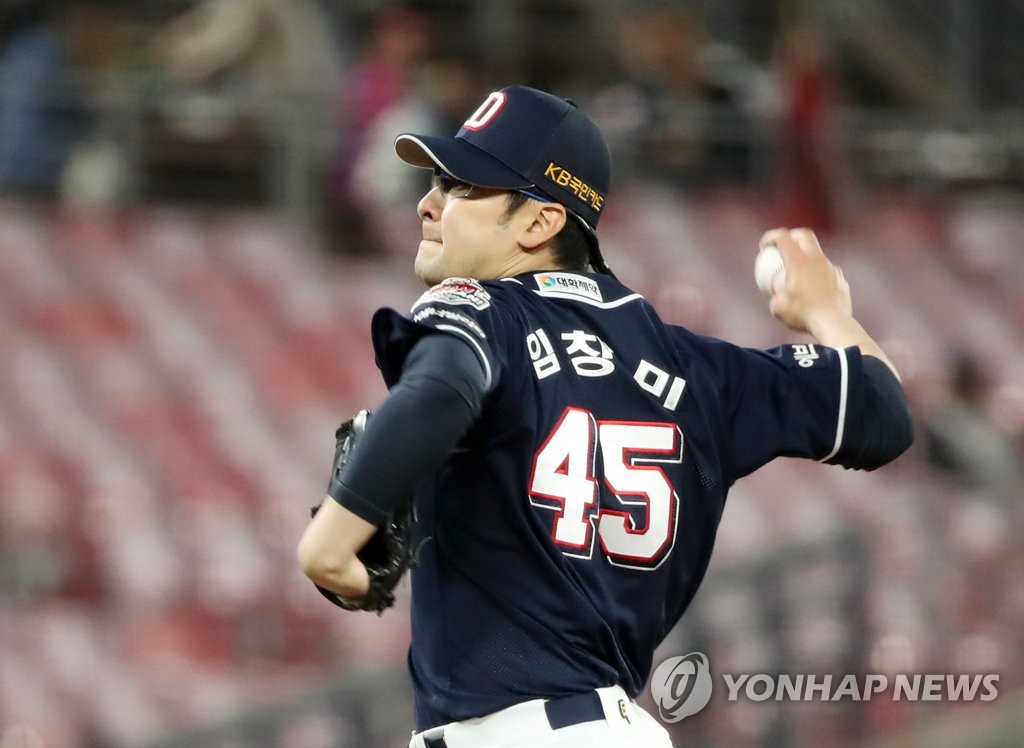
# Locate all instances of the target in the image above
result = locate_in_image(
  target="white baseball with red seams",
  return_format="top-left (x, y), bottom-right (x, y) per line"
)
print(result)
top-left (754, 244), bottom-right (786, 296)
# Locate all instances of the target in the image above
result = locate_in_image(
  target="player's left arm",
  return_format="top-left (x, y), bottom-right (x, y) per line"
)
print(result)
top-left (297, 333), bottom-right (487, 598)
top-left (297, 501), bottom-right (376, 598)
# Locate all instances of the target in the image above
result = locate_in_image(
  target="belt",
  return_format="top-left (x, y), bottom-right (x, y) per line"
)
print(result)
top-left (422, 690), bottom-right (606, 748)
top-left (544, 690), bottom-right (605, 729)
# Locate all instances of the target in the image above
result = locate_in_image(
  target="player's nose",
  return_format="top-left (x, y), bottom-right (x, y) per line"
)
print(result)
top-left (417, 187), bottom-right (443, 223)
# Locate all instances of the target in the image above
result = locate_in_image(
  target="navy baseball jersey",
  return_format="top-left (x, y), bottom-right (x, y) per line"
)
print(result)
top-left (370, 271), bottom-right (864, 730)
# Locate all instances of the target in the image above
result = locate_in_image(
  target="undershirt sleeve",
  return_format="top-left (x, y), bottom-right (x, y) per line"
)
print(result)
top-left (327, 333), bottom-right (487, 525)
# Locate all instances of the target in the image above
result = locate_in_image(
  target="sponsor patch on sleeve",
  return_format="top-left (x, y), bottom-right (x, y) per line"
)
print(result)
top-left (412, 277), bottom-right (491, 311)
top-left (785, 343), bottom-right (830, 369)
top-left (533, 272), bottom-right (603, 302)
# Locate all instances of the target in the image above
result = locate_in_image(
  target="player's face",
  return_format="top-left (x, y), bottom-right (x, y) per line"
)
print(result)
top-left (414, 173), bottom-right (532, 286)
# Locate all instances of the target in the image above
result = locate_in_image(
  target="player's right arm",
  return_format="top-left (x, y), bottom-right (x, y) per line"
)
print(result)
top-left (761, 227), bottom-right (901, 380)
top-left (709, 227), bottom-right (913, 477)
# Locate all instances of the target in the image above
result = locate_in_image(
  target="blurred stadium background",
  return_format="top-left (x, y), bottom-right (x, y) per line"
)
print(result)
top-left (2, 0), bottom-right (1024, 746)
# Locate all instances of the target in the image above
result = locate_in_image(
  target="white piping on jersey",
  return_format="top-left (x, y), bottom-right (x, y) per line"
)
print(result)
top-left (530, 290), bottom-right (645, 309)
top-left (501, 276), bottom-right (643, 307)
top-left (819, 347), bottom-right (849, 463)
top-left (436, 324), bottom-right (493, 390)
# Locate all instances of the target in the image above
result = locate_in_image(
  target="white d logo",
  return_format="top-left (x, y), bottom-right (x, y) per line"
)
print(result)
top-left (463, 91), bottom-right (507, 130)
top-left (650, 652), bottom-right (713, 722)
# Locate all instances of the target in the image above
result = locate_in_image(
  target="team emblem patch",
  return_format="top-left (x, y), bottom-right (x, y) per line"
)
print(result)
top-left (412, 306), bottom-right (486, 340)
top-left (533, 272), bottom-right (603, 302)
top-left (413, 277), bottom-right (491, 311)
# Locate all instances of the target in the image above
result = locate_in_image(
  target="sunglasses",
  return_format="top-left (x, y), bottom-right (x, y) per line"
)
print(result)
top-left (432, 169), bottom-right (553, 203)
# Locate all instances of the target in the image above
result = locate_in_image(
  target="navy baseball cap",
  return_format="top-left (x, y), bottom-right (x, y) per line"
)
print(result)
top-left (395, 85), bottom-right (614, 272)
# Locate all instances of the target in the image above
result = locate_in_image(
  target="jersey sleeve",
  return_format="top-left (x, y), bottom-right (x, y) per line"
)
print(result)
top-left (370, 277), bottom-right (507, 389)
top-left (700, 338), bottom-right (865, 481)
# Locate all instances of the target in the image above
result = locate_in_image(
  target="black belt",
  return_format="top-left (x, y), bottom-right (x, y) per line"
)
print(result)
top-left (423, 691), bottom-right (605, 748)
top-left (544, 690), bottom-right (605, 729)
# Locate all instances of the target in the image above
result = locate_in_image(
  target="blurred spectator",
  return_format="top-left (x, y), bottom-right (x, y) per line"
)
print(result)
top-left (153, 0), bottom-right (340, 101)
top-left (591, 7), bottom-right (753, 189)
top-left (325, 7), bottom-right (433, 255)
top-left (419, 55), bottom-right (481, 138)
top-left (146, 0), bottom-right (341, 204)
top-left (0, 0), bottom-right (84, 196)
top-left (774, 16), bottom-right (842, 237)
top-left (925, 348), bottom-right (1024, 495)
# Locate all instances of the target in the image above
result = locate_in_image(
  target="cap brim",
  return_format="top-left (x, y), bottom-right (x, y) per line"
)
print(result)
top-left (395, 134), bottom-right (534, 190)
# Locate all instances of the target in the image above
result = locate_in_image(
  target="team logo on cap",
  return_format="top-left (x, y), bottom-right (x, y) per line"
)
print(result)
top-left (463, 91), bottom-right (507, 131)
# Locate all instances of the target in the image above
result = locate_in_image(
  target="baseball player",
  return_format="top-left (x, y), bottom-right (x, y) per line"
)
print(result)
top-left (297, 85), bottom-right (913, 747)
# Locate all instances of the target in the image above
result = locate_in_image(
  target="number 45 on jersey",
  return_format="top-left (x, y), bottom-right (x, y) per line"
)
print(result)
top-left (529, 407), bottom-right (682, 571)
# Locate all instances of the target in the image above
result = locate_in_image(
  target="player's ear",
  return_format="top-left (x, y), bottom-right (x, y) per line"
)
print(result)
top-left (519, 203), bottom-right (567, 250)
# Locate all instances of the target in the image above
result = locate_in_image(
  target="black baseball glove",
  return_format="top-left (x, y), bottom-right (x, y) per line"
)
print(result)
top-left (310, 410), bottom-right (415, 614)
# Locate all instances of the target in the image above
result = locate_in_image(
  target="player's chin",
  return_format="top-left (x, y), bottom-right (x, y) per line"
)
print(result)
top-left (415, 239), bottom-right (442, 263)
top-left (413, 248), bottom-right (444, 286)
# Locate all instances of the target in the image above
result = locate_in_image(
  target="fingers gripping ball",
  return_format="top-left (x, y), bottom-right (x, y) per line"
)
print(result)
top-left (754, 244), bottom-right (786, 297)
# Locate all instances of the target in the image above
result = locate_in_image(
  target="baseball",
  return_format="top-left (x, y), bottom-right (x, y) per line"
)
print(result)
top-left (754, 245), bottom-right (786, 297)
